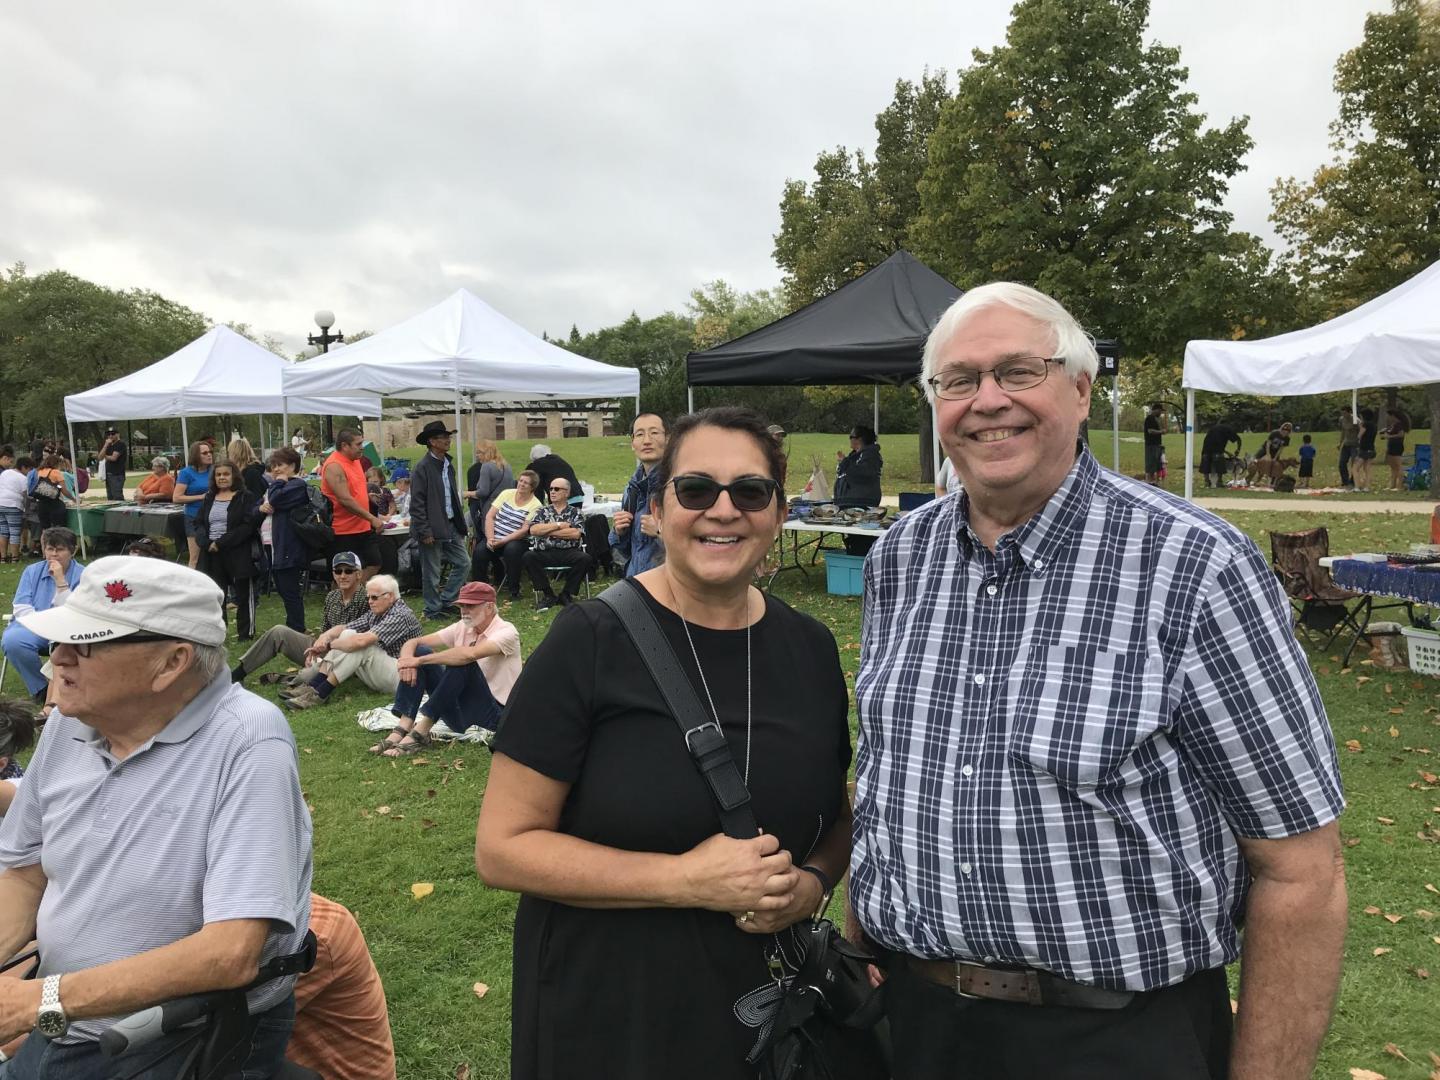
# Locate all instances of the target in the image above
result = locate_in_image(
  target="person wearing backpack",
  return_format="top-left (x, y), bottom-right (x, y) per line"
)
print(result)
top-left (259, 446), bottom-right (313, 633)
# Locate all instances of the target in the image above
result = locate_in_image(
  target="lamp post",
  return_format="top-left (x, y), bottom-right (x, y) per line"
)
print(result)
top-left (307, 309), bottom-right (344, 449)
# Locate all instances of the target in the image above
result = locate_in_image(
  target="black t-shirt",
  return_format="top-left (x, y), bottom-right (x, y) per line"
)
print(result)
top-left (107, 439), bottom-right (128, 472)
top-left (494, 583), bottom-right (852, 1080)
top-left (1199, 425), bottom-right (1238, 456)
top-left (1143, 414), bottom-right (1162, 446)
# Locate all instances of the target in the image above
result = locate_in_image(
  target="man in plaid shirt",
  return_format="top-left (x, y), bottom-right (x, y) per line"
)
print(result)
top-left (851, 283), bottom-right (1345, 1080)
top-left (522, 477), bottom-right (592, 610)
top-left (284, 574), bottom-right (423, 709)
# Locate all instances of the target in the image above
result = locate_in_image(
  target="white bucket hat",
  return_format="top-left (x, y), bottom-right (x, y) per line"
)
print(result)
top-left (18, 555), bottom-right (226, 647)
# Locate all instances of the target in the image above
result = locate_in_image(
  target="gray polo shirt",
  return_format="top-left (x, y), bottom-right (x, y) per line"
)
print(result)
top-left (0, 674), bottom-right (312, 1043)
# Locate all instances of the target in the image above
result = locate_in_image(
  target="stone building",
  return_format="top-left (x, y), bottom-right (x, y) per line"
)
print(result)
top-left (363, 403), bottom-right (620, 452)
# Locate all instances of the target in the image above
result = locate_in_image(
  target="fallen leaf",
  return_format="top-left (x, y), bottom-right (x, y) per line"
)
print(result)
top-left (1346, 740), bottom-right (1365, 752)
top-left (455, 1064), bottom-right (471, 1080)
top-left (1390, 726), bottom-right (1403, 738)
top-left (1433, 936), bottom-right (1440, 945)
top-left (473, 982), bottom-right (489, 998)
top-left (1424, 773), bottom-right (1440, 784)
top-left (1390, 707), bottom-right (1406, 715)
top-left (1385, 914), bottom-right (1405, 924)
top-left (1385, 1044), bottom-right (1412, 1063)
top-left (453, 759), bottom-right (466, 771)
top-left (1378, 817), bottom-right (1396, 825)
top-left (411, 882), bottom-right (434, 901)
top-left (1357, 676), bottom-right (1373, 686)
top-left (1364, 905), bottom-right (1383, 915)
top-left (1345, 837), bottom-right (1362, 847)
top-left (302, 747), bottom-right (313, 754)
top-left (1414, 967), bottom-right (1430, 979)
top-left (1374, 947), bottom-right (1393, 956)
top-left (422, 818), bottom-right (437, 829)
top-left (1427, 883), bottom-right (1440, 895)
top-left (1416, 909), bottom-right (1436, 920)
top-left (1350, 1069), bottom-right (1387, 1080)
top-left (1385, 681), bottom-right (1394, 693)
top-left (427, 788), bottom-right (437, 798)
top-left (1430, 1051), bottom-right (1440, 1067)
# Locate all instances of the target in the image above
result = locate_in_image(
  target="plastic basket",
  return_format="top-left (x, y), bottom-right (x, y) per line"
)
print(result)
top-left (824, 553), bottom-right (865, 596)
top-left (1401, 626), bottom-right (1440, 675)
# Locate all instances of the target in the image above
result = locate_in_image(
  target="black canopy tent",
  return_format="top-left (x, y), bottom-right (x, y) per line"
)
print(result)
top-left (686, 251), bottom-right (963, 481)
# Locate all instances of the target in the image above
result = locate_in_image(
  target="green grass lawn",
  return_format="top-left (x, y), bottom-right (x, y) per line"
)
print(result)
top-left (6, 504), bottom-right (1439, 1077)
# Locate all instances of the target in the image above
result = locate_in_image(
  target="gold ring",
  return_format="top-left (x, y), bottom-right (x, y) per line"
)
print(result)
top-left (739, 911), bottom-right (755, 924)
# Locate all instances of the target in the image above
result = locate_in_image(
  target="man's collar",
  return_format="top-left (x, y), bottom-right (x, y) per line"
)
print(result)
top-left (955, 441), bottom-right (1098, 569)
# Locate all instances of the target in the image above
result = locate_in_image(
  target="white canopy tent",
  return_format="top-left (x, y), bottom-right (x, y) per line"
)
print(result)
top-left (280, 288), bottom-right (641, 469)
top-left (62, 325), bottom-right (380, 554)
top-left (1181, 259), bottom-right (1440, 498)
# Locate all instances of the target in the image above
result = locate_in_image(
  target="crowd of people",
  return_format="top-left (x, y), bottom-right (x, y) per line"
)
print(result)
top-left (0, 282), bottom-right (1354, 1080)
top-left (1194, 405), bottom-right (1414, 491)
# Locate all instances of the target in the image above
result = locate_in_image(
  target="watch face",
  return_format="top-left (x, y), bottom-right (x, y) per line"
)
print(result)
top-left (37, 1009), bottom-right (67, 1038)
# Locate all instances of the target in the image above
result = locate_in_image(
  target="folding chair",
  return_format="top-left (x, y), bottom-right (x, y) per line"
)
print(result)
top-left (1269, 527), bottom-right (1373, 665)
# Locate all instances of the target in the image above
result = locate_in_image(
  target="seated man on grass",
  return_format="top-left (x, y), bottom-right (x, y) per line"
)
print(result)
top-left (230, 552), bottom-right (369, 685)
top-left (283, 574), bottom-right (422, 711)
top-left (369, 581), bottom-right (521, 756)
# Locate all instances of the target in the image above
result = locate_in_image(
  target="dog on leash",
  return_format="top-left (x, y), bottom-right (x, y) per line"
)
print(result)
top-left (1246, 455), bottom-right (1300, 487)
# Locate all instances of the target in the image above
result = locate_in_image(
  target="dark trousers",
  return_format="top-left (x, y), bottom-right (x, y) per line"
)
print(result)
top-left (884, 961), bottom-right (1231, 1080)
top-left (271, 567), bottom-right (307, 633)
top-left (105, 470), bottom-right (125, 500)
top-left (1339, 444), bottom-right (1355, 486)
top-left (523, 547), bottom-right (592, 598)
top-left (472, 539), bottom-right (528, 598)
top-left (392, 645), bottom-right (502, 732)
top-left (208, 567), bottom-right (255, 639)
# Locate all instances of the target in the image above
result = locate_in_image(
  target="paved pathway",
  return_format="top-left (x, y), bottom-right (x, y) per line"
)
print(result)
top-left (1193, 497), bottom-right (1432, 514)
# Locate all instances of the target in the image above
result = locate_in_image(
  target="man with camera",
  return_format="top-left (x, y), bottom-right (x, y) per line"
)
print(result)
top-left (851, 284), bottom-right (1346, 1080)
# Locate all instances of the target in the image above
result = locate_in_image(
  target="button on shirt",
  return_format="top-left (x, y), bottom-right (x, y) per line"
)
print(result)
top-left (0, 675), bottom-right (313, 1042)
top-left (851, 447), bottom-right (1343, 992)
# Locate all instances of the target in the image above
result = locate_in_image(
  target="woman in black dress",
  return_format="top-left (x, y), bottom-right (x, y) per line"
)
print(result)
top-left (1383, 411), bottom-right (1409, 491)
top-left (476, 407), bottom-right (853, 1080)
top-left (196, 460), bottom-right (261, 640)
top-left (1355, 407), bottom-right (1378, 491)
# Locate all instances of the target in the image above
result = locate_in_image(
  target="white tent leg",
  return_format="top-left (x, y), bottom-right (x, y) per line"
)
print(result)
top-left (453, 374), bottom-right (464, 477)
top-left (687, 388), bottom-right (694, 414)
top-left (1111, 375), bottom-right (1120, 472)
top-left (931, 397), bottom-right (941, 488)
top-left (181, 416), bottom-right (189, 454)
top-left (1184, 390), bottom-right (1196, 501)
top-left (67, 420), bottom-right (86, 559)
top-left (873, 385), bottom-right (880, 434)
top-left (281, 404), bottom-right (289, 463)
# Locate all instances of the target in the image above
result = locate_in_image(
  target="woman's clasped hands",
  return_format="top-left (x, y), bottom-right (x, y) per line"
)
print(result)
top-left (678, 832), bottom-right (824, 935)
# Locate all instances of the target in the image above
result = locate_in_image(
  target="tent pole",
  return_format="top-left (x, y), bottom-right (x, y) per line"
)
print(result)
top-left (453, 373), bottom-right (464, 478)
top-left (874, 385), bottom-right (880, 435)
top-left (181, 415), bottom-right (189, 454)
top-left (1111, 373), bottom-right (1120, 472)
top-left (281, 402), bottom-right (289, 464)
top-left (1184, 390), bottom-right (1196, 502)
top-left (687, 387), bottom-right (694, 415)
top-left (68, 419), bottom-right (86, 560)
top-left (931, 397), bottom-right (941, 491)
top-left (1352, 388), bottom-right (1358, 417)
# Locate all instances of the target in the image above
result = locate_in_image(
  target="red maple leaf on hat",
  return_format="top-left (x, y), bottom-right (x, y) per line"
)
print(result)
top-left (103, 580), bottom-right (133, 603)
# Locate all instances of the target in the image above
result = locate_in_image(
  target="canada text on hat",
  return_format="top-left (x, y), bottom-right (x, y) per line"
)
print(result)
top-left (17, 555), bottom-right (227, 648)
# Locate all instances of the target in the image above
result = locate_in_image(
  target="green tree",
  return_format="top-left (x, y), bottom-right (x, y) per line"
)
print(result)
top-left (773, 72), bottom-right (951, 311)
top-left (912, 0), bottom-right (1285, 362)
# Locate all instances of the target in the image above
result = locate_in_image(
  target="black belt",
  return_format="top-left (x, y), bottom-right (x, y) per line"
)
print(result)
top-left (903, 955), bottom-right (1134, 1010)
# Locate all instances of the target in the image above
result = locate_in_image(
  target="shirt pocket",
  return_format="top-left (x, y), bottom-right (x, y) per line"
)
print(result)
top-left (1006, 645), bottom-right (1166, 788)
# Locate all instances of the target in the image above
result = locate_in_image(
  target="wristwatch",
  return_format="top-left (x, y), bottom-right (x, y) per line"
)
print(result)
top-left (37, 973), bottom-right (68, 1039)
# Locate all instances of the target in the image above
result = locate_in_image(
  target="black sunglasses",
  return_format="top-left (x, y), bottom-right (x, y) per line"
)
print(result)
top-left (669, 474), bottom-right (778, 512)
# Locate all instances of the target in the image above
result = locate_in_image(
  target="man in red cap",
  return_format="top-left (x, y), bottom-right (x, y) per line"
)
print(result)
top-left (368, 580), bottom-right (521, 755)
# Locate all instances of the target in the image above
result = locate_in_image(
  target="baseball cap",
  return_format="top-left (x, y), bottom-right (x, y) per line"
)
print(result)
top-left (767, 424), bottom-right (786, 438)
top-left (457, 581), bottom-right (496, 606)
top-left (17, 555), bottom-right (226, 647)
top-left (331, 551), bottom-right (363, 570)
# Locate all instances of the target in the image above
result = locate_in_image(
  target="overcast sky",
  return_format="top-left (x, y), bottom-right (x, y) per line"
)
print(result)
top-left (0, 0), bottom-right (1378, 357)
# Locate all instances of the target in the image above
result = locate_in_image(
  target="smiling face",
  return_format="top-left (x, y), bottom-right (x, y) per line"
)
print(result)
top-left (934, 304), bottom-right (1090, 516)
top-left (515, 474), bottom-right (536, 500)
top-left (653, 424), bottom-right (782, 594)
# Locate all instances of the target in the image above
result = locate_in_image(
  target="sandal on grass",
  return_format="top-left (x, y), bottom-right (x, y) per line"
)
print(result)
top-left (381, 729), bottom-right (433, 758)
top-left (368, 724), bottom-right (413, 755)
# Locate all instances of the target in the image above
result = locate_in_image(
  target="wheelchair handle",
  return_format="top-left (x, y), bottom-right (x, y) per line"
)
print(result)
top-left (98, 991), bottom-right (228, 1056)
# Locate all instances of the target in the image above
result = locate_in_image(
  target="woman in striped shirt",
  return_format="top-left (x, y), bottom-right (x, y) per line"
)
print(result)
top-left (473, 470), bottom-right (542, 600)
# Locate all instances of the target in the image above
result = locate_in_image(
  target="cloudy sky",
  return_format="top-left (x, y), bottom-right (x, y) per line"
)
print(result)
top-left (1, 0), bottom-right (1377, 356)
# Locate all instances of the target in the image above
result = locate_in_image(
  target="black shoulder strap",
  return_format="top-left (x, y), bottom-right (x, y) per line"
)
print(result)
top-left (596, 580), bottom-right (759, 840)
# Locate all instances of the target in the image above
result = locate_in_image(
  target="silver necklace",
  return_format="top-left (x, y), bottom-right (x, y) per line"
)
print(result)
top-left (673, 588), bottom-right (752, 784)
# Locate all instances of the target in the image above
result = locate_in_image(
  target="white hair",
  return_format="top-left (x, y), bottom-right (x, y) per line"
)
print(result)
top-left (529, 444), bottom-right (552, 461)
top-left (190, 643), bottom-right (228, 683)
top-left (921, 282), bottom-right (1099, 403)
top-left (369, 574), bottom-right (401, 599)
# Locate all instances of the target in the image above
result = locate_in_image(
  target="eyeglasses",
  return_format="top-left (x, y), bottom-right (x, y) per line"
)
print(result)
top-left (61, 633), bottom-right (175, 659)
top-left (333, 566), bottom-right (358, 575)
top-left (548, 486), bottom-right (569, 493)
top-left (927, 357), bottom-right (1067, 401)
top-left (365, 593), bottom-right (390, 602)
top-left (669, 474), bottom-right (778, 512)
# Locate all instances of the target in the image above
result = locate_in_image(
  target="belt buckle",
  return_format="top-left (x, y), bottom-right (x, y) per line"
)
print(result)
top-left (951, 961), bottom-right (984, 1001)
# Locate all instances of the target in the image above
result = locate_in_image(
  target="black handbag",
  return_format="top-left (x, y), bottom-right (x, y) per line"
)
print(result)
top-left (596, 580), bottom-right (889, 1080)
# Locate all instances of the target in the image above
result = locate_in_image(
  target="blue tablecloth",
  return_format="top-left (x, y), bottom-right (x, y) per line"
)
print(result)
top-left (1331, 559), bottom-right (1440, 605)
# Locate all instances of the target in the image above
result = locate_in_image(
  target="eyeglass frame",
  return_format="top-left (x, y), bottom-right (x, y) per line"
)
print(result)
top-left (57, 633), bottom-right (178, 659)
top-left (926, 357), bottom-right (1069, 401)
top-left (668, 474), bottom-right (780, 512)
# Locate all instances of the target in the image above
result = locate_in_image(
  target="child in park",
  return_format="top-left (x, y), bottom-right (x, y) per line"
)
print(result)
top-left (1298, 433), bottom-right (1316, 488)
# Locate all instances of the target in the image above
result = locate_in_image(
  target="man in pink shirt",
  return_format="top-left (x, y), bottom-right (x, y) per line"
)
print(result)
top-left (369, 580), bottom-right (521, 756)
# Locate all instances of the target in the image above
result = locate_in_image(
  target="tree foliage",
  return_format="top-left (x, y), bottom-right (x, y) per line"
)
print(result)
top-left (0, 263), bottom-right (209, 446)
top-left (772, 71), bottom-right (951, 312)
top-left (911, 0), bottom-right (1289, 364)
top-left (1270, 0), bottom-right (1440, 318)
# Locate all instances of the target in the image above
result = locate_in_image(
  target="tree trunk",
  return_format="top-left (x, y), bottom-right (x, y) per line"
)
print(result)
top-left (916, 386), bottom-right (935, 484)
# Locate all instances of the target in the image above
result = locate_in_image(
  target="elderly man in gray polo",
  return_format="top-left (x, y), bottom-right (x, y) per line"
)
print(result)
top-left (0, 555), bottom-right (312, 1078)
